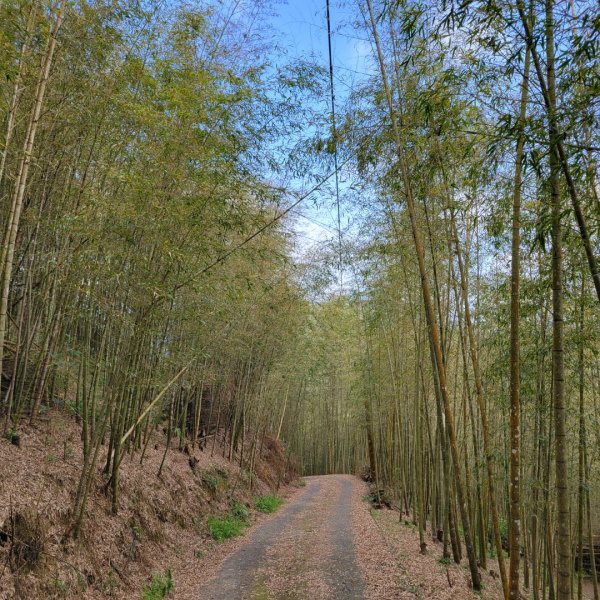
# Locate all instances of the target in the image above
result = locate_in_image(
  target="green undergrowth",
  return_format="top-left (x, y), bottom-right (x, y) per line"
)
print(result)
top-left (206, 494), bottom-right (284, 541)
top-left (254, 495), bottom-right (283, 513)
top-left (200, 467), bottom-right (229, 498)
top-left (3, 428), bottom-right (18, 445)
top-left (206, 515), bottom-right (247, 540)
top-left (229, 499), bottom-right (250, 524)
top-left (206, 499), bottom-right (251, 540)
top-left (141, 569), bottom-right (173, 600)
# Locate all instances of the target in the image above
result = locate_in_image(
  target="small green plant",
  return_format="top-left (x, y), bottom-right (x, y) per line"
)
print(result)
top-left (49, 577), bottom-right (67, 595)
top-left (46, 453), bottom-right (57, 462)
top-left (254, 495), bottom-right (283, 514)
top-left (294, 478), bottom-right (307, 487)
top-left (141, 568), bottom-right (173, 600)
top-left (201, 472), bottom-right (219, 493)
top-left (362, 492), bottom-right (384, 507)
top-left (229, 500), bottom-right (250, 523)
top-left (76, 572), bottom-right (88, 592)
top-left (101, 569), bottom-right (119, 596)
top-left (192, 516), bottom-right (201, 532)
top-left (3, 428), bottom-right (19, 445)
top-left (193, 549), bottom-right (204, 559)
top-left (131, 523), bottom-right (143, 539)
top-left (438, 555), bottom-right (451, 565)
top-left (206, 516), bottom-right (246, 541)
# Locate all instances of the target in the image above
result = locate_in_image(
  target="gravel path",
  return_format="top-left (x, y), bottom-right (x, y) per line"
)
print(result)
top-left (197, 474), bottom-right (505, 600)
top-left (326, 477), bottom-right (364, 598)
top-left (198, 475), bottom-right (364, 600)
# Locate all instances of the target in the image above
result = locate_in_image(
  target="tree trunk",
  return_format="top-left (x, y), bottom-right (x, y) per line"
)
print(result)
top-left (516, 0), bottom-right (600, 304)
top-left (365, 0), bottom-right (481, 589)
top-left (508, 29), bottom-right (532, 600)
top-left (0, 0), bottom-right (67, 402)
top-left (546, 0), bottom-right (570, 595)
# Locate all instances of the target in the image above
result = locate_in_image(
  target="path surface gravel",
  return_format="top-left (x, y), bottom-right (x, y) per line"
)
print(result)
top-left (197, 474), bottom-right (504, 600)
top-left (198, 475), bottom-right (364, 599)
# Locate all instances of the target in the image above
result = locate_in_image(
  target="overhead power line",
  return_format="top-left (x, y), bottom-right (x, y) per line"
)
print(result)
top-left (193, 156), bottom-right (353, 280)
top-left (326, 0), bottom-right (344, 293)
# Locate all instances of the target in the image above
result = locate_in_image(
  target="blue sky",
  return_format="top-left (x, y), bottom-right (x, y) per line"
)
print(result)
top-left (271, 0), bottom-right (371, 82)
top-left (268, 1), bottom-right (373, 263)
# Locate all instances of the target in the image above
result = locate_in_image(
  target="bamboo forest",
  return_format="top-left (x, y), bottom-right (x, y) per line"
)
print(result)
top-left (0, 1), bottom-right (598, 599)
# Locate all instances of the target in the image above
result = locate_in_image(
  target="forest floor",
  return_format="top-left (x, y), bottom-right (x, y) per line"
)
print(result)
top-left (1, 418), bottom-right (595, 600)
top-left (0, 410), bottom-right (297, 599)
top-left (198, 474), bottom-right (506, 600)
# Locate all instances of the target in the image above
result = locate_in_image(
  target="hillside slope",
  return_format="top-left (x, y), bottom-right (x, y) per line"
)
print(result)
top-left (0, 411), bottom-right (295, 599)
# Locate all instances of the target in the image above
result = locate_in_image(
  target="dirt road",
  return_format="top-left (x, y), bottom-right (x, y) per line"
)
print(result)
top-left (197, 474), bottom-right (505, 600)
top-left (198, 475), bottom-right (364, 600)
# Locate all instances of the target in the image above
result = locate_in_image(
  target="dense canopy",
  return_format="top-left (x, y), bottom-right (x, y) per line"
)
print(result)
top-left (0, 1), bottom-right (599, 599)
